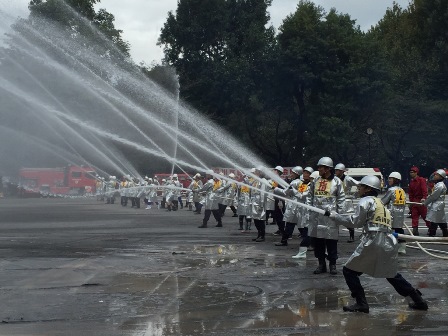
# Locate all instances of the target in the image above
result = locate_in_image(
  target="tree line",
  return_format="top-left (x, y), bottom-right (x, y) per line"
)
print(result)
top-left (5, 0), bottom-right (447, 177)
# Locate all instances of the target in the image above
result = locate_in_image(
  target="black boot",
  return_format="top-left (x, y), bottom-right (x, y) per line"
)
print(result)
top-left (347, 229), bottom-right (355, 243)
top-left (313, 260), bottom-right (327, 274)
top-left (252, 235), bottom-right (261, 241)
top-left (255, 236), bottom-right (265, 242)
top-left (442, 228), bottom-right (448, 237)
top-left (240, 220), bottom-right (244, 230)
top-left (275, 239), bottom-right (288, 246)
top-left (343, 295), bottom-right (369, 314)
top-left (215, 221), bottom-right (223, 227)
top-left (198, 220), bottom-right (207, 228)
top-left (408, 289), bottom-right (428, 310)
top-left (329, 264), bottom-right (337, 275)
top-left (412, 227), bottom-right (419, 236)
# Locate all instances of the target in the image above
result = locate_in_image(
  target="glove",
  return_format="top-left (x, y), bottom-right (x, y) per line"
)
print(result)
top-left (392, 232), bottom-right (399, 238)
top-left (324, 210), bottom-right (337, 219)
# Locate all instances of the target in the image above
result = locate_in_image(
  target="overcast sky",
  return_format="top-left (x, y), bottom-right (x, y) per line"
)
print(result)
top-left (3, 0), bottom-right (411, 65)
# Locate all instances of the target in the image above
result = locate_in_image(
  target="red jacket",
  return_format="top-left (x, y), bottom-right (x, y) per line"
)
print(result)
top-left (408, 176), bottom-right (428, 202)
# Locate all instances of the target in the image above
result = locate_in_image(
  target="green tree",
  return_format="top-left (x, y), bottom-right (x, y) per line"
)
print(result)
top-left (277, 1), bottom-right (386, 165)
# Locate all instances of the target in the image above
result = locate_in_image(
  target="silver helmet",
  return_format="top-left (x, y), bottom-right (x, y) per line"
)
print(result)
top-left (359, 175), bottom-right (381, 191)
top-left (317, 157), bottom-right (333, 168)
top-left (388, 172), bottom-right (402, 180)
top-left (334, 163), bottom-right (346, 171)
top-left (436, 169), bottom-right (447, 179)
top-left (304, 166), bottom-right (314, 174)
top-left (291, 166), bottom-right (303, 175)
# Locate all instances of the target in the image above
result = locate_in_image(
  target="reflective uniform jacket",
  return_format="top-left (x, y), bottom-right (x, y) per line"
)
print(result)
top-left (424, 181), bottom-right (447, 223)
top-left (250, 177), bottom-right (269, 220)
top-left (333, 196), bottom-right (398, 278)
top-left (199, 179), bottom-right (220, 210)
top-left (340, 175), bottom-right (359, 213)
top-left (237, 178), bottom-right (252, 217)
top-left (306, 176), bottom-right (345, 240)
top-left (220, 181), bottom-right (237, 206)
top-left (188, 180), bottom-right (203, 203)
top-left (381, 186), bottom-right (406, 228)
top-left (274, 178), bottom-right (301, 224)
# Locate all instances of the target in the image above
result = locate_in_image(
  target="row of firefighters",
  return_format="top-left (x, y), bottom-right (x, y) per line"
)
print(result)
top-left (96, 157), bottom-right (448, 314)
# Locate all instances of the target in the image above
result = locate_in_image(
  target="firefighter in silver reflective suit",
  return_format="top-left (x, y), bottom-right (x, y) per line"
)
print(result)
top-left (423, 169), bottom-right (448, 237)
top-left (188, 173), bottom-right (203, 213)
top-left (219, 173), bottom-right (238, 217)
top-left (237, 171), bottom-right (253, 232)
top-left (274, 166), bottom-right (303, 246)
top-left (251, 168), bottom-right (270, 242)
top-left (306, 157), bottom-right (345, 275)
top-left (198, 171), bottom-right (222, 228)
top-left (335, 163), bottom-right (359, 242)
top-left (381, 172), bottom-right (407, 254)
top-left (328, 175), bottom-right (428, 313)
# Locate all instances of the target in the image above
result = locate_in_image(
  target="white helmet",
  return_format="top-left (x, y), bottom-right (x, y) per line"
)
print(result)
top-left (194, 173), bottom-right (201, 179)
top-left (359, 175), bottom-right (381, 191)
top-left (304, 166), bottom-right (314, 174)
top-left (334, 163), bottom-right (346, 171)
top-left (310, 171), bottom-right (320, 179)
top-left (162, 179), bottom-right (166, 182)
top-left (250, 168), bottom-right (256, 173)
top-left (291, 166), bottom-right (303, 176)
top-left (436, 169), bottom-right (447, 179)
top-left (317, 157), bottom-right (333, 168)
top-left (389, 172), bottom-right (402, 180)
top-left (147, 178), bottom-right (153, 183)
top-left (172, 174), bottom-right (178, 178)
top-left (274, 166), bottom-right (284, 174)
top-left (229, 173), bottom-right (236, 178)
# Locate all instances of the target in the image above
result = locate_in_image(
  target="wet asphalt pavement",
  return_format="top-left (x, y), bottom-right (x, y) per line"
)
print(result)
top-left (0, 198), bottom-right (447, 336)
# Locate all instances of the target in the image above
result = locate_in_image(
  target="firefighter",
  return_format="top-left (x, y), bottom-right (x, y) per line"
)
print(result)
top-left (306, 157), bottom-right (345, 275)
top-left (251, 167), bottom-right (270, 242)
top-left (119, 176), bottom-right (128, 206)
top-left (274, 166), bottom-right (303, 246)
top-left (198, 171), bottom-right (222, 228)
top-left (237, 170), bottom-right (253, 232)
top-left (106, 176), bottom-right (117, 204)
top-left (171, 174), bottom-right (182, 211)
top-left (326, 175), bottom-right (428, 313)
top-left (292, 166), bottom-right (314, 259)
top-left (218, 173), bottom-right (238, 217)
top-left (423, 169), bottom-right (447, 237)
top-left (381, 172), bottom-right (407, 254)
top-left (190, 173), bottom-right (203, 214)
top-left (334, 163), bottom-right (359, 243)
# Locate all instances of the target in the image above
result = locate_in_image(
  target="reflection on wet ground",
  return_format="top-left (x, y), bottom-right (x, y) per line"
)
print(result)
top-left (1, 199), bottom-right (447, 335)
top-left (109, 243), bottom-right (448, 336)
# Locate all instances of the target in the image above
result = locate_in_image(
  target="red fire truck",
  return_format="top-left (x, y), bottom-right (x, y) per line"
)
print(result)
top-left (18, 165), bottom-right (97, 197)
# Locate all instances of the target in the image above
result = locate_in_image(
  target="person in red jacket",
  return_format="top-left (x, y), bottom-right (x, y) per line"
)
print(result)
top-left (408, 166), bottom-right (430, 235)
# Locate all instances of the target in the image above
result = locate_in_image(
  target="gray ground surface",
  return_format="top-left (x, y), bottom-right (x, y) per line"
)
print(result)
top-left (0, 198), bottom-right (447, 336)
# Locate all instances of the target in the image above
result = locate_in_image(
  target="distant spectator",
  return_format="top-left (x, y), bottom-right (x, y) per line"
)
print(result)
top-left (408, 166), bottom-right (430, 235)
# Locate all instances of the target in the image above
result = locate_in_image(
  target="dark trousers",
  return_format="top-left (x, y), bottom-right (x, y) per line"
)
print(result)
top-left (218, 203), bottom-right (226, 217)
top-left (230, 205), bottom-right (237, 214)
top-left (121, 196), bottom-right (128, 206)
top-left (298, 227), bottom-right (310, 247)
top-left (280, 222), bottom-right (295, 243)
top-left (177, 196), bottom-right (183, 208)
top-left (274, 200), bottom-right (285, 233)
top-left (203, 209), bottom-right (221, 225)
top-left (343, 266), bottom-right (415, 299)
top-left (194, 202), bottom-right (202, 213)
top-left (254, 219), bottom-right (266, 238)
top-left (314, 238), bottom-right (338, 264)
top-left (429, 222), bottom-right (448, 236)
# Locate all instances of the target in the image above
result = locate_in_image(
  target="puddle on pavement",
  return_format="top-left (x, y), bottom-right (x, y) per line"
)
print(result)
top-left (113, 277), bottom-right (447, 336)
top-left (105, 244), bottom-right (448, 336)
